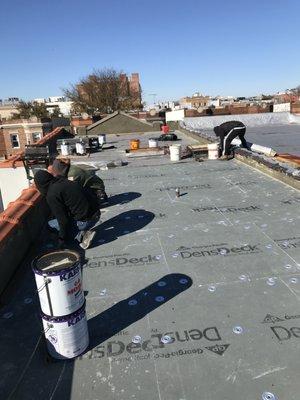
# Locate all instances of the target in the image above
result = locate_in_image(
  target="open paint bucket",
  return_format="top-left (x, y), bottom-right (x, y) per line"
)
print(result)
top-left (169, 144), bottom-right (181, 161)
top-left (207, 142), bottom-right (219, 159)
top-left (32, 250), bottom-right (84, 317)
top-left (42, 302), bottom-right (89, 359)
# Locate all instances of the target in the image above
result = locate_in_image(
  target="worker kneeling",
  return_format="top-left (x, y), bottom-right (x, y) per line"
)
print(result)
top-left (213, 121), bottom-right (248, 160)
top-left (34, 170), bottom-right (100, 250)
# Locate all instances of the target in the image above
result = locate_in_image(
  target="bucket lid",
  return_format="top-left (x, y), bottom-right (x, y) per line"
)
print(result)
top-left (32, 250), bottom-right (80, 275)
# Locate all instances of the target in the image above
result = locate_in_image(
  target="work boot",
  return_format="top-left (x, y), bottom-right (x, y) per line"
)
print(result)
top-left (219, 155), bottom-right (230, 160)
top-left (79, 230), bottom-right (96, 250)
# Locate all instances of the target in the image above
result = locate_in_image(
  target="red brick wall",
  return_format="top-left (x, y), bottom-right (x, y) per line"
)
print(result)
top-left (291, 103), bottom-right (300, 114)
top-left (2, 127), bottom-right (27, 157)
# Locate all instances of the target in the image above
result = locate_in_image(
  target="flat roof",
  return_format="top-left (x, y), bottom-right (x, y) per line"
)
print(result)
top-left (1, 131), bottom-right (300, 400)
top-left (202, 124), bottom-right (300, 156)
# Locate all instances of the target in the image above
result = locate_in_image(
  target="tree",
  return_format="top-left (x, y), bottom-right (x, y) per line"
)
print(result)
top-left (15, 101), bottom-right (50, 119)
top-left (63, 68), bottom-right (142, 114)
top-left (50, 106), bottom-right (62, 118)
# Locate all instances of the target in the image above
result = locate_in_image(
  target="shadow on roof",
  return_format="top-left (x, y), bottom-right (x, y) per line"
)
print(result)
top-left (87, 273), bottom-right (193, 349)
top-left (92, 209), bottom-right (155, 247)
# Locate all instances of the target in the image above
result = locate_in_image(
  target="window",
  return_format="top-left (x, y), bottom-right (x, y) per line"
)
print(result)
top-left (10, 134), bottom-right (20, 148)
top-left (32, 132), bottom-right (42, 143)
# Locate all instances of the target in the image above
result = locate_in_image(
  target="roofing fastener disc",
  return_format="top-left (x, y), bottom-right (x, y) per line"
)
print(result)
top-left (262, 392), bottom-right (277, 400)
top-left (284, 264), bottom-right (292, 270)
top-left (100, 289), bottom-right (107, 296)
top-left (155, 255), bottom-right (162, 260)
top-left (155, 296), bottom-right (165, 302)
top-left (179, 278), bottom-right (188, 285)
top-left (128, 299), bottom-right (138, 306)
top-left (265, 244), bottom-right (273, 249)
top-left (233, 326), bottom-right (243, 334)
top-left (132, 335), bottom-right (142, 344)
top-left (289, 277), bottom-right (298, 284)
top-left (219, 249), bottom-right (227, 255)
top-left (172, 253), bottom-right (179, 258)
top-left (266, 277), bottom-right (277, 286)
top-left (158, 281), bottom-right (166, 287)
top-left (208, 285), bottom-right (216, 292)
top-left (239, 275), bottom-right (249, 282)
top-left (161, 335), bottom-right (172, 344)
top-left (24, 298), bottom-right (33, 304)
top-left (3, 312), bottom-right (13, 319)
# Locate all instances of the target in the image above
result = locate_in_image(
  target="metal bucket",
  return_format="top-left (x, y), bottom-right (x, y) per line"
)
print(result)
top-left (32, 250), bottom-right (84, 317)
top-left (42, 302), bottom-right (89, 359)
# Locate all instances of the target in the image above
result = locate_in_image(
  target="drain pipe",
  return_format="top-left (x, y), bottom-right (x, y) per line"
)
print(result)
top-left (231, 138), bottom-right (277, 157)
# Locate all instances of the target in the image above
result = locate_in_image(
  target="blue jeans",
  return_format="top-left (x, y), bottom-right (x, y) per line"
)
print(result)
top-left (48, 215), bottom-right (99, 243)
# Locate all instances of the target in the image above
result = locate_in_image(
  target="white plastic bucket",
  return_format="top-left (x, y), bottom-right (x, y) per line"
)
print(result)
top-left (61, 144), bottom-right (70, 156)
top-left (76, 142), bottom-right (86, 155)
top-left (42, 302), bottom-right (89, 359)
top-left (149, 139), bottom-right (158, 148)
top-left (169, 144), bottom-right (181, 161)
top-left (98, 134), bottom-right (106, 145)
top-left (207, 143), bottom-right (219, 160)
top-left (32, 250), bottom-right (84, 317)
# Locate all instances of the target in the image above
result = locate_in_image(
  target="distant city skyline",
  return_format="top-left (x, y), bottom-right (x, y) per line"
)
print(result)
top-left (0, 0), bottom-right (299, 104)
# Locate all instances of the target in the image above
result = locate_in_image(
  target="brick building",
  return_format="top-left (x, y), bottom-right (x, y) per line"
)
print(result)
top-left (119, 73), bottom-right (142, 109)
top-left (0, 118), bottom-right (52, 158)
top-left (180, 94), bottom-right (210, 110)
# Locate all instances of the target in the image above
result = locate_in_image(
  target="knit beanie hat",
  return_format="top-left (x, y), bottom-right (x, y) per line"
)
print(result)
top-left (52, 159), bottom-right (70, 177)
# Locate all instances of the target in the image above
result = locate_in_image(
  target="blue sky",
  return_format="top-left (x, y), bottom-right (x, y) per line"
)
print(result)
top-left (0, 0), bottom-right (299, 104)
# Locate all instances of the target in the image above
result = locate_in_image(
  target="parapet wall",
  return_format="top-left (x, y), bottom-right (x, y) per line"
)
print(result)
top-left (0, 187), bottom-right (49, 296)
top-left (0, 127), bottom-right (65, 297)
top-left (182, 112), bottom-right (300, 130)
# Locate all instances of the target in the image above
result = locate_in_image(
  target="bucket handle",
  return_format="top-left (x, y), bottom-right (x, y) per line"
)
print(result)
top-left (36, 277), bottom-right (51, 293)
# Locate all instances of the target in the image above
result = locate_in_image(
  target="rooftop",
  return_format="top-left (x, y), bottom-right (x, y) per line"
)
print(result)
top-left (1, 131), bottom-right (300, 400)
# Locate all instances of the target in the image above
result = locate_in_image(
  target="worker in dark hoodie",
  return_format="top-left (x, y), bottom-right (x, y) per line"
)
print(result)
top-left (34, 169), bottom-right (100, 249)
top-left (213, 120), bottom-right (248, 160)
top-left (49, 158), bottom-right (108, 203)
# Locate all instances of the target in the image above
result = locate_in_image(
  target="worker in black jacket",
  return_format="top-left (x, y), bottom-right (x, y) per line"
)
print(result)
top-left (34, 170), bottom-right (100, 249)
top-left (213, 121), bottom-right (248, 160)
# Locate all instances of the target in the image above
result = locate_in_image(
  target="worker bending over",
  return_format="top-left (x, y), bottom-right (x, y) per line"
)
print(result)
top-left (49, 158), bottom-right (108, 203)
top-left (213, 121), bottom-right (248, 160)
top-left (34, 170), bottom-right (100, 249)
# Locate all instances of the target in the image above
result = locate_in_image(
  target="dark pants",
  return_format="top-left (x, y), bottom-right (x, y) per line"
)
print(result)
top-left (219, 127), bottom-right (247, 156)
